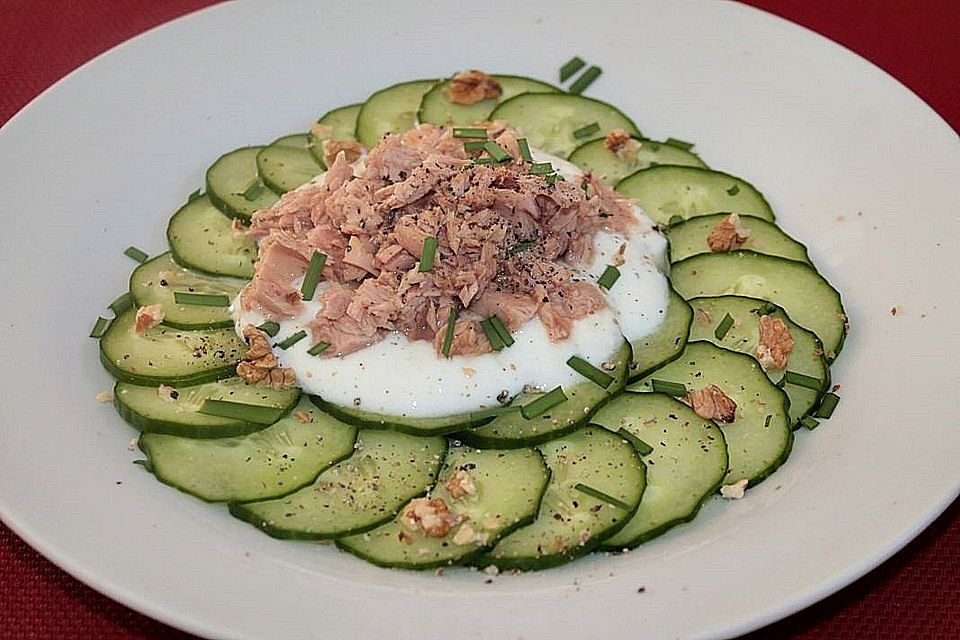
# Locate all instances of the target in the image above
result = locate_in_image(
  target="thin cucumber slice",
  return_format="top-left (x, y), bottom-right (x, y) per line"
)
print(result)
top-left (628, 288), bottom-right (692, 382)
top-left (476, 426), bottom-right (645, 571)
top-left (488, 93), bottom-right (641, 159)
top-left (310, 396), bottom-right (497, 437)
top-left (568, 137), bottom-right (707, 186)
top-left (256, 134), bottom-right (322, 194)
top-left (114, 377), bottom-right (299, 438)
top-left (307, 103), bottom-right (362, 166)
top-left (687, 296), bottom-right (830, 426)
top-left (355, 79), bottom-right (437, 148)
top-left (615, 166), bottom-right (774, 226)
top-left (139, 397), bottom-right (357, 502)
top-left (337, 446), bottom-right (550, 569)
top-left (417, 74), bottom-right (558, 127)
top-left (166, 194), bottom-right (256, 279)
top-left (593, 393), bottom-right (728, 549)
top-left (129, 253), bottom-right (243, 330)
top-left (628, 341), bottom-right (792, 486)
top-left (229, 430), bottom-right (446, 540)
top-left (205, 146), bottom-right (279, 221)
top-left (459, 342), bottom-right (631, 449)
top-left (666, 213), bottom-right (811, 264)
top-left (100, 308), bottom-right (246, 386)
top-left (671, 251), bottom-right (847, 360)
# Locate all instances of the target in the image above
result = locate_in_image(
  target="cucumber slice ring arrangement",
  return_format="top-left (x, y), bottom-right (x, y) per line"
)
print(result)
top-left (90, 64), bottom-right (847, 573)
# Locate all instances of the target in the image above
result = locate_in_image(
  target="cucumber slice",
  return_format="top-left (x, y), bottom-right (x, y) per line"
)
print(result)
top-left (417, 74), bottom-right (558, 127)
top-left (166, 194), bottom-right (256, 279)
top-left (476, 426), bottom-right (645, 571)
top-left (687, 296), bottom-right (830, 426)
top-left (615, 166), bottom-right (774, 227)
top-left (310, 396), bottom-right (497, 437)
top-left (665, 213), bottom-right (811, 264)
top-left (115, 377), bottom-right (299, 438)
top-left (459, 342), bottom-right (631, 449)
top-left (139, 397), bottom-right (357, 502)
top-left (568, 137), bottom-right (707, 186)
top-left (593, 393), bottom-right (728, 549)
top-left (100, 308), bottom-right (246, 386)
top-left (229, 430), bottom-right (446, 539)
top-left (205, 146), bottom-right (279, 221)
top-left (628, 341), bottom-right (792, 485)
top-left (307, 103), bottom-right (362, 166)
top-left (256, 134), bottom-right (322, 194)
top-left (337, 446), bottom-right (550, 569)
top-left (488, 93), bottom-right (640, 159)
top-left (129, 253), bottom-right (243, 330)
top-left (671, 251), bottom-right (847, 360)
top-left (355, 79), bottom-right (437, 148)
top-left (628, 288), bottom-right (692, 382)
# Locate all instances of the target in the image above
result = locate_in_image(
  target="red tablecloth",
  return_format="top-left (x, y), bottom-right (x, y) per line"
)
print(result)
top-left (1, 1), bottom-right (957, 638)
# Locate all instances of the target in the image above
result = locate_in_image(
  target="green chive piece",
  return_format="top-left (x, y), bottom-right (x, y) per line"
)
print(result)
top-left (651, 379), bottom-right (687, 397)
top-left (89, 316), bottom-right (112, 338)
top-left (506, 240), bottom-right (533, 255)
top-left (488, 315), bottom-right (514, 347)
top-left (307, 341), bottom-right (331, 356)
top-left (714, 313), bottom-right (735, 340)
top-left (275, 330), bottom-right (307, 350)
top-left (108, 292), bottom-right (133, 316)
top-left (559, 56), bottom-right (586, 82)
top-left (173, 292), bottom-right (230, 307)
top-left (800, 415), bottom-right (820, 430)
top-left (453, 127), bottom-right (487, 139)
top-left (529, 162), bottom-right (554, 175)
top-left (815, 392), bottom-right (841, 419)
top-left (187, 188), bottom-right (202, 203)
top-left (763, 414), bottom-right (772, 429)
top-left (472, 157), bottom-right (496, 166)
top-left (242, 180), bottom-right (265, 201)
top-left (483, 140), bottom-right (513, 163)
top-left (664, 137), bottom-right (695, 151)
top-left (667, 214), bottom-right (684, 227)
top-left (301, 251), bottom-right (327, 301)
top-left (132, 459), bottom-right (154, 472)
top-left (123, 246), bottom-right (149, 263)
top-left (441, 307), bottom-right (457, 358)
top-left (256, 320), bottom-right (280, 337)
top-left (566, 355), bottom-right (614, 388)
top-left (480, 318), bottom-right (505, 351)
top-left (419, 236), bottom-right (439, 272)
top-left (726, 184), bottom-right (740, 196)
top-left (783, 370), bottom-right (823, 391)
top-left (198, 399), bottom-right (284, 425)
top-left (617, 428), bottom-right (653, 456)
top-left (597, 265), bottom-right (621, 291)
top-left (573, 122), bottom-right (601, 139)
top-left (517, 137), bottom-right (533, 163)
top-left (463, 140), bottom-right (487, 152)
top-left (469, 405), bottom-right (520, 422)
top-left (521, 386), bottom-right (567, 419)
top-left (568, 65), bottom-right (602, 95)
top-left (752, 302), bottom-right (778, 316)
top-left (545, 173), bottom-right (562, 185)
top-left (574, 483), bottom-right (632, 511)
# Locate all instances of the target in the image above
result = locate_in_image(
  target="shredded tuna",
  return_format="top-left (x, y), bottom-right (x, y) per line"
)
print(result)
top-left (236, 324), bottom-right (297, 390)
top-left (685, 384), bottom-right (738, 423)
top-left (756, 314), bottom-right (794, 370)
top-left (134, 304), bottom-right (164, 334)
top-left (447, 69), bottom-right (501, 105)
top-left (321, 139), bottom-right (366, 168)
top-left (707, 213), bottom-right (750, 252)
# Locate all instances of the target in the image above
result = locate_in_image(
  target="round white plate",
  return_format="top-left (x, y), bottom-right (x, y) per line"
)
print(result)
top-left (1, 1), bottom-right (957, 638)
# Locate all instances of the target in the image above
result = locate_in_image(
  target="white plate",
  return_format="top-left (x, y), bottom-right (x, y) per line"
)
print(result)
top-left (1, 1), bottom-right (958, 638)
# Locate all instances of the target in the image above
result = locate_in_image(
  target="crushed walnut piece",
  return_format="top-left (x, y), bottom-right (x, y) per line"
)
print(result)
top-left (685, 384), bottom-right (737, 423)
top-left (452, 523), bottom-right (478, 546)
top-left (756, 315), bottom-right (794, 370)
top-left (157, 384), bottom-right (179, 402)
top-left (695, 308), bottom-right (712, 325)
top-left (604, 129), bottom-right (641, 161)
top-left (321, 141), bottom-right (365, 169)
top-left (611, 242), bottom-right (628, 267)
top-left (447, 69), bottom-right (501, 105)
top-left (293, 410), bottom-right (312, 423)
top-left (236, 324), bottom-right (297, 390)
top-left (134, 304), bottom-right (164, 334)
top-left (399, 497), bottom-right (463, 538)
top-left (95, 391), bottom-right (114, 403)
top-left (720, 478), bottom-right (749, 499)
top-left (707, 213), bottom-right (751, 252)
top-left (444, 469), bottom-right (477, 499)
top-left (231, 217), bottom-right (249, 237)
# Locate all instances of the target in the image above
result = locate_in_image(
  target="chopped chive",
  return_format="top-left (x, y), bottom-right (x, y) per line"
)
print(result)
top-left (256, 320), bottom-right (280, 337)
top-left (198, 399), bottom-right (285, 425)
top-left (480, 318), bottom-right (505, 351)
top-left (108, 292), bottom-right (133, 316)
top-left (763, 414), bottom-right (772, 429)
top-left (617, 428), bottom-right (654, 456)
top-left (463, 140), bottom-right (487, 152)
top-left (469, 405), bottom-right (520, 421)
top-left (573, 122), bottom-right (601, 139)
top-left (714, 313), bottom-right (735, 340)
top-left (667, 214), bottom-right (684, 227)
top-left (472, 157), bottom-right (496, 166)
top-left (799, 415), bottom-right (820, 430)
top-left (521, 386), bottom-right (567, 419)
top-left (726, 184), bottom-right (740, 196)
top-left (651, 379), bottom-right (687, 397)
top-left (419, 236), bottom-right (439, 272)
top-left (581, 180), bottom-right (590, 196)
top-left (187, 188), bottom-right (202, 203)
top-left (815, 392), bottom-right (841, 419)
top-left (545, 173), bottom-right (562, 185)
top-left (517, 137), bottom-right (533, 163)
top-left (453, 127), bottom-right (487, 139)
top-left (123, 246), bottom-right (149, 263)
top-left (574, 483), bottom-right (632, 511)
top-left (506, 240), bottom-right (533, 255)
top-left (483, 140), bottom-right (513, 163)
top-left (664, 137), bottom-right (695, 151)
top-left (275, 330), bottom-right (307, 350)
top-left (89, 316), bottom-right (112, 338)
top-left (529, 162), bottom-right (554, 175)
top-left (752, 302), bottom-right (778, 316)
top-left (568, 65), bottom-right (602, 95)
top-left (174, 292), bottom-right (230, 307)
top-left (307, 341), bottom-right (331, 356)
top-left (597, 265), bottom-right (621, 291)
top-left (300, 251), bottom-right (327, 300)
top-left (441, 307), bottom-right (458, 358)
top-left (559, 56), bottom-right (586, 82)
top-left (488, 315), bottom-right (514, 348)
top-left (242, 180), bottom-right (265, 201)
top-left (132, 459), bottom-right (154, 473)
top-left (566, 355), bottom-right (614, 388)
top-left (782, 370), bottom-right (823, 390)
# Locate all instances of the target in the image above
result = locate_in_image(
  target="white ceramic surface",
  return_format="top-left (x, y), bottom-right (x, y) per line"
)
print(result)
top-left (1, 1), bottom-right (957, 638)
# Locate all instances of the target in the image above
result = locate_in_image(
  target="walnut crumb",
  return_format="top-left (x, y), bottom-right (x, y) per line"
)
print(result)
top-left (604, 129), bottom-right (641, 161)
top-left (707, 213), bottom-right (751, 252)
top-left (95, 391), bottom-right (114, 403)
top-left (400, 497), bottom-right (463, 538)
top-left (685, 384), bottom-right (737, 423)
top-left (236, 324), bottom-right (297, 391)
top-left (231, 218), bottom-right (249, 237)
top-left (444, 469), bottom-right (477, 498)
top-left (134, 304), bottom-right (164, 334)
top-left (452, 523), bottom-right (478, 546)
top-left (756, 315), bottom-right (794, 370)
top-left (483, 564), bottom-right (500, 576)
top-left (720, 478), bottom-right (749, 499)
top-left (447, 69), bottom-right (501, 105)
top-left (294, 410), bottom-right (312, 423)
top-left (890, 305), bottom-right (900, 316)
top-left (157, 384), bottom-right (179, 402)
top-left (695, 308), bottom-right (712, 325)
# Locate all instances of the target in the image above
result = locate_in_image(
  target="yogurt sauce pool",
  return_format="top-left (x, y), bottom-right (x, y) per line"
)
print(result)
top-left (233, 149), bottom-right (670, 418)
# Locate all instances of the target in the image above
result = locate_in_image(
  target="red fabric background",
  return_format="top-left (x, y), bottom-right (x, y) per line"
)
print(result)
top-left (0, 1), bottom-right (957, 638)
